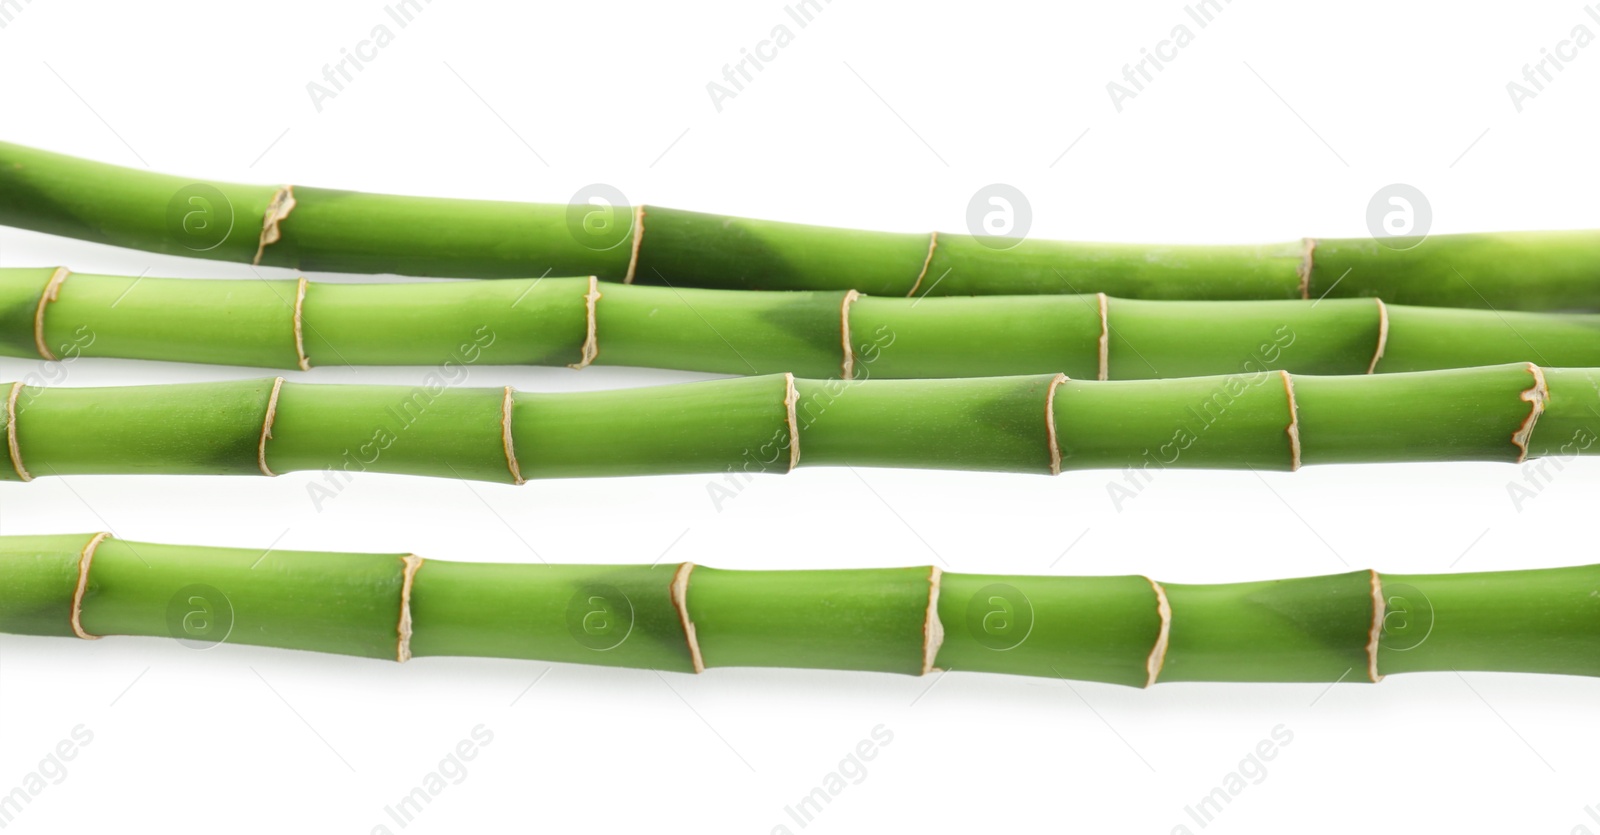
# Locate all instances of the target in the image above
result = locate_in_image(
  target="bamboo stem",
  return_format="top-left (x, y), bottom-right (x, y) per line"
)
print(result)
top-left (4, 142), bottom-right (1598, 309)
top-left (4, 533), bottom-right (1597, 685)
top-left (0, 363), bottom-right (1590, 483)
top-left (12, 268), bottom-right (1600, 380)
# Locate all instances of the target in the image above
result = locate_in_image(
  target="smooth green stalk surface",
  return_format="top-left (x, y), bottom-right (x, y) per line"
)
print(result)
top-left (0, 364), bottom-right (1585, 483)
top-left (11, 268), bottom-right (1600, 380)
top-left (6, 533), bottom-right (1600, 684)
top-left (4, 143), bottom-right (1599, 309)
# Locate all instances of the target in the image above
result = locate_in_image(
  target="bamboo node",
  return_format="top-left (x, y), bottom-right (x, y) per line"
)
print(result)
top-left (292, 276), bottom-right (311, 370)
top-left (253, 186), bottom-right (297, 266)
top-left (32, 267), bottom-right (70, 361)
top-left (397, 554), bottom-right (423, 662)
top-left (921, 566), bottom-right (945, 675)
top-left (6, 381), bottom-right (32, 482)
top-left (1045, 373), bottom-right (1069, 475)
top-left (569, 276), bottom-right (601, 370)
top-left (906, 231), bottom-right (939, 297)
top-left (501, 386), bottom-right (525, 485)
top-left (1144, 578), bottom-right (1171, 687)
top-left (71, 533), bottom-right (110, 640)
top-left (1512, 363), bottom-right (1549, 464)
top-left (784, 373), bottom-right (801, 472)
top-left (839, 290), bottom-right (861, 380)
top-left (1095, 293), bottom-right (1110, 381)
top-left (1297, 237), bottom-right (1317, 300)
top-left (1281, 370), bottom-right (1302, 472)
top-left (623, 205), bottom-right (646, 284)
top-left (257, 377), bottom-right (285, 477)
top-left (1366, 569), bottom-right (1385, 683)
top-left (670, 562), bottom-right (705, 673)
top-left (1368, 298), bottom-right (1389, 374)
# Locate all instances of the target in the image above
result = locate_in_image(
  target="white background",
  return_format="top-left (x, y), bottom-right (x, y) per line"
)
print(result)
top-left (2, 0), bottom-right (1598, 832)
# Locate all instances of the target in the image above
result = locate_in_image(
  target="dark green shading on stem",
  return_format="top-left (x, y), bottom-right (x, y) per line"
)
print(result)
top-left (5, 143), bottom-right (1600, 309)
top-left (0, 364), bottom-right (1580, 484)
top-left (6, 534), bottom-right (1600, 685)
top-left (10, 269), bottom-right (1600, 380)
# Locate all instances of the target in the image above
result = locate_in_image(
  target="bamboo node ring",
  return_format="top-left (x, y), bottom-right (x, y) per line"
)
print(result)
top-left (570, 276), bottom-right (601, 370)
top-left (253, 186), bottom-right (297, 266)
top-left (257, 377), bottom-right (285, 477)
top-left (71, 533), bottom-right (111, 640)
top-left (839, 290), bottom-right (861, 381)
top-left (397, 555), bottom-right (423, 662)
top-left (1145, 578), bottom-right (1172, 687)
top-left (33, 267), bottom-right (70, 361)
top-left (1512, 363), bottom-right (1549, 464)
top-left (921, 567), bottom-right (944, 675)
top-left (670, 562), bottom-right (705, 673)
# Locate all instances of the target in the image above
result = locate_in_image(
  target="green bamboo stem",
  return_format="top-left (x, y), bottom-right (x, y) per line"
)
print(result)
top-left (3, 142), bottom-right (1598, 310)
top-left (11, 267), bottom-right (1600, 380)
top-left (4, 533), bottom-right (1597, 685)
top-left (0, 363), bottom-right (1588, 484)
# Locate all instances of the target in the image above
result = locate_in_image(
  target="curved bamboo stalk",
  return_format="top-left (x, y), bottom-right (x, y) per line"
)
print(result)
top-left (10, 268), bottom-right (1600, 380)
top-left (3, 142), bottom-right (1598, 309)
top-left (0, 364), bottom-right (1589, 483)
top-left (3, 532), bottom-right (1595, 685)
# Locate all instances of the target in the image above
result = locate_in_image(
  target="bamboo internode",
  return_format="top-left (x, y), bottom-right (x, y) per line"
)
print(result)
top-left (5, 142), bottom-right (1600, 309)
top-left (0, 363), bottom-right (1584, 484)
top-left (11, 269), bottom-right (1600, 381)
top-left (3, 533), bottom-right (1595, 685)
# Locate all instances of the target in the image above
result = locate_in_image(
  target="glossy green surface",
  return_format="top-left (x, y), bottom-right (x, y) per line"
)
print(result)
top-left (1293, 365), bottom-right (1538, 465)
top-left (0, 534), bottom-right (98, 637)
top-left (595, 282), bottom-right (844, 377)
top-left (923, 234), bottom-right (1305, 300)
top-left (632, 206), bottom-right (930, 296)
top-left (5, 535), bottom-right (1600, 685)
top-left (267, 381), bottom-right (511, 482)
top-left (13, 268), bottom-right (1600, 379)
top-left (1159, 572), bottom-right (1375, 682)
top-left (1311, 231), bottom-right (1600, 311)
top-left (410, 561), bottom-right (694, 671)
top-left (4, 378), bottom-right (275, 479)
top-left (0, 143), bottom-right (626, 278)
top-left (512, 375), bottom-right (794, 479)
top-left (691, 567), bottom-right (932, 673)
top-left (305, 278), bottom-right (585, 368)
top-left (851, 294), bottom-right (1101, 379)
top-left (84, 538), bottom-right (404, 659)
top-left (0, 364), bottom-right (1580, 482)
top-left (0, 268), bottom-right (58, 358)
top-left (794, 375), bottom-right (1058, 473)
top-left (7, 144), bottom-right (1600, 309)
top-left (52, 273), bottom-right (300, 369)
top-left (934, 573), bottom-right (1160, 687)
top-left (1521, 367), bottom-right (1600, 457)
top-left (1378, 565), bottom-right (1600, 677)
top-left (1054, 371), bottom-right (1297, 471)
